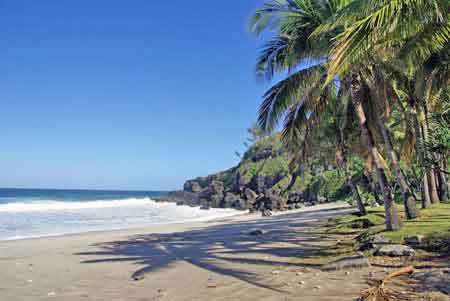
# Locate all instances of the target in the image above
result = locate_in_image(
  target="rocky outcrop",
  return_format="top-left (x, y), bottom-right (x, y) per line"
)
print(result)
top-left (163, 134), bottom-right (334, 212)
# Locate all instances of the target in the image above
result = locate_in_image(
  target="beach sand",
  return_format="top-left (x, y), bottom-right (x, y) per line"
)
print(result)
top-left (0, 203), bottom-right (372, 301)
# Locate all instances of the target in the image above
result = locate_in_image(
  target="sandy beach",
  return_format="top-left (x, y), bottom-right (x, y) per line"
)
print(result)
top-left (0, 203), bottom-right (372, 301)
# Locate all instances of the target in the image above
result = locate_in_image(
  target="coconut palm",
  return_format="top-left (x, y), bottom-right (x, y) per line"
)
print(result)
top-left (324, 0), bottom-right (450, 81)
top-left (320, 0), bottom-right (450, 208)
top-left (250, 0), bottom-right (402, 230)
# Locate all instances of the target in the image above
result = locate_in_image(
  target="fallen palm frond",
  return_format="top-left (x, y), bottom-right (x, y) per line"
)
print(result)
top-left (359, 266), bottom-right (415, 301)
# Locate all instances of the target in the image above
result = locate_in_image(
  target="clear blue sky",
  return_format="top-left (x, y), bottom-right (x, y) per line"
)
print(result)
top-left (0, 0), bottom-right (269, 191)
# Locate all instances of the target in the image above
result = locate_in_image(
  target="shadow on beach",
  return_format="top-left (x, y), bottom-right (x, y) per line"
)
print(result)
top-left (75, 206), bottom-right (354, 292)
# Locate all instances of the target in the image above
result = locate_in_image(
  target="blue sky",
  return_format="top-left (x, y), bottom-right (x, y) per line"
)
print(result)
top-left (0, 0), bottom-right (270, 190)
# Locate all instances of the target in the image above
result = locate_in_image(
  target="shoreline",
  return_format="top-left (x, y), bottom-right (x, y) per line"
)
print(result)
top-left (0, 202), bottom-right (345, 244)
top-left (0, 202), bottom-right (371, 301)
top-left (0, 206), bottom-right (248, 243)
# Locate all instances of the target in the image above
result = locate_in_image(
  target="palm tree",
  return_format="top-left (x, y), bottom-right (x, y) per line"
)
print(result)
top-left (321, 0), bottom-right (450, 209)
top-left (250, 0), bottom-right (401, 229)
top-left (324, 0), bottom-right (450, 82)
top-left (360, 60), bottom-right (420, 219)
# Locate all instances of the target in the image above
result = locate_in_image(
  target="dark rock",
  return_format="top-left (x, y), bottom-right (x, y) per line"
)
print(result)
top-left (209, 181), bottom-right (224, 195)
top-left (184, 180), bottom-right (203, 193)
top-left (294, 203), bottom-right (303, 209)
top-left (404, 235), bottom-right (425, 247)
top-left (235, 172), bottom-right (251, 192)
top-left (250, 174), bottom-right (266, 194)
top-left (413, 269), bottom-right (450, 295)
top-left (210, 194), bottom-right (224, 208)
top-left (167, 191), bottom-right (199, 206)
top-left (200, 204), bottom-right (210, 210)
top-left (236, 198), bottom-right (249, 210)
top-left (223, 192), bottom-right (239, 208)
top-left (249, 146), bottom-right (275, 162)
top-left (262, 209), bottom-right (272, 217)
top-left (375, 245), bottom-right (415, 257)
top-left (243, 229), bottom-right (267, 236)
top-left (358, 235), bottom-right (390, 251)
top-left (244, 188), bottom-right (258, 204)
top-left (322, 255), bottom-right (371, 271)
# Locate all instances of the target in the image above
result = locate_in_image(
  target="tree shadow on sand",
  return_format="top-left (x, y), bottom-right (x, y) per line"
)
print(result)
top-left (75, 206), bottom-right (354, 292)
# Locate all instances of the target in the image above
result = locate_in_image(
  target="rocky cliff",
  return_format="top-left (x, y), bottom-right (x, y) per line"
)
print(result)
top-left (163, 134), bottom-right (345, 212)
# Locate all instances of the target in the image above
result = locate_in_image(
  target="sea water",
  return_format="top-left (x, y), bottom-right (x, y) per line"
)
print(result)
top-left (0, 188), bottom-right (240, 240)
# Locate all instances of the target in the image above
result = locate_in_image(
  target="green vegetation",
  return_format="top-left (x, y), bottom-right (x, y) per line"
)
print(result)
top-left (328, 204), bottom-right (450, 253)
top-left (250, 0), bottom-right (450, 232)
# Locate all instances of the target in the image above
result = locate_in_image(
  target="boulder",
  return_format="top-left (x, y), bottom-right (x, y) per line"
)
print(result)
top-left (243, 229), bottom-right (267, 236)
top-left (210, 194), bottom-right (224, 208)
top-left (235, 172), bottom-right (251, 192)
top-left (183, 180), bottom-right (203, 193)
top-left (358, 235), bottom-right (390, 251)
top-left (235, 198), bottom-right (249, 210)
top-left (223, 192), bottom-right (239, 208)
top-left (167, 191), bottom-right (200, 206)
top-left (294, 203), bottom-right (303, 209)
top-left (404, 235), bottom-right (425, 247)
top-left (413, 269), bottom-right (450, 295)
top-left (322, 255), bottom-right (371, 271)
top-left (265, 192), bottom-right (287, 211)
top-left (250, 175), bottom-right (266, 193)
top-left (262, 209), bottom-right (272, 217)
top-left (375, 245), bottom-right (415, 257)
top-left (243, 188), bottom-right (258, 204)
top-left (209, 181), bottom-right (224, 195)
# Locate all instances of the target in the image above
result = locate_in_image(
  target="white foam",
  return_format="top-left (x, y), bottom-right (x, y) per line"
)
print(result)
top-left (0, 197), bottom-right (161, 212)
top-left (0, 198), bottom-right (244, 240)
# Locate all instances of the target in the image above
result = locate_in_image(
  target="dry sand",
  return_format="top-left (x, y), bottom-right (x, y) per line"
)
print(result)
top-left (0, 203), bottom-right (372, 301)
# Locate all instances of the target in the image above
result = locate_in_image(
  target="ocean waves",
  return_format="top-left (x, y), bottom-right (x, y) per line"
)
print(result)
top-left (0, 197), bottom-right (242, 240)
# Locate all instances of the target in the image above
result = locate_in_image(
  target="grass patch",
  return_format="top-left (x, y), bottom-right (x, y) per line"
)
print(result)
top-left (383, 203), bottom-right (450, 243)
top-left (329, 203), bottom-right (450, 249)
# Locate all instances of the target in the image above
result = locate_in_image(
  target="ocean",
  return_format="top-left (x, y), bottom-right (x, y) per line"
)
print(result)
top-left (0, 188), bottom-right (240, 241)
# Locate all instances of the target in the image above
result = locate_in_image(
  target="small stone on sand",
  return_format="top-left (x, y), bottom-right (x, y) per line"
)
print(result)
top-left (271, 270), bottom-right (280, 275)
top-left (47, 292), bottom-right (55, 296)
top-left (132, 275), bottom-right (145, 281)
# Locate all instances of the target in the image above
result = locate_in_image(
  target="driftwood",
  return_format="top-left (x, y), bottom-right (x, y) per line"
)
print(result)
top-left (359, 266), bottom-right (415, 301)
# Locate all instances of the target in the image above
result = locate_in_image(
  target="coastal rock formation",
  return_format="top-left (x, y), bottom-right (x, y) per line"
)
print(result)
top-left (163, 134), bottom-right (359, 212)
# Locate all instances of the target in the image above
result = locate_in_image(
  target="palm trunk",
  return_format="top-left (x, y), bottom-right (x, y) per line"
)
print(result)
top-left (428, 170), bottom-right (441, 204)
top-left (375, 113), bottom-right (419, 219)
top-left (351, 75), bottom-right (401, 230)
top-left (436, 166), bottom-right (449, 202)
top-left (418, 106), bottom-right (441, 204)
top-left (413, 105), bottom-right (432, 208)
top-left (349, 178), bottom-right (366, 215)
top-left (366, 171), bottom-right (383, 205)
top-left (335, 129), bottom-right (367, 216)
top-left (443, 159), bottom-right (450, 202)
